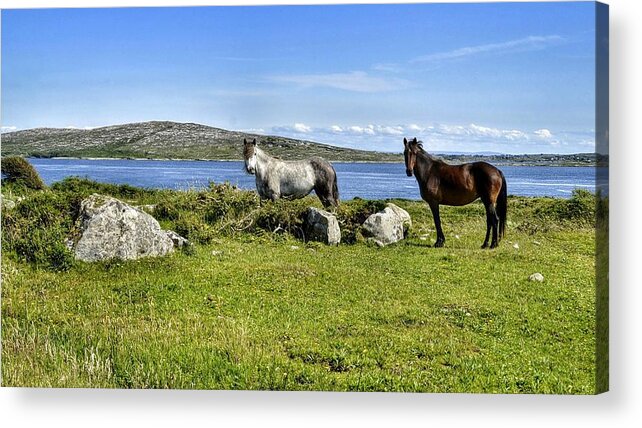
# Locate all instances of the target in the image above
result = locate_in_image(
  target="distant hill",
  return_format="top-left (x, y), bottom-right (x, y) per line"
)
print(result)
top-left (0, 121), bottom-right (402, 162)
top-left (0, 121), bottom-right (601, 166)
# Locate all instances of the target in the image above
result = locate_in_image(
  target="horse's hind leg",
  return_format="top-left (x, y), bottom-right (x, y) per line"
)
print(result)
top-left (488, 203), bottom-right (499, 249)
top-left (482, 207), bottom-right (492, 249)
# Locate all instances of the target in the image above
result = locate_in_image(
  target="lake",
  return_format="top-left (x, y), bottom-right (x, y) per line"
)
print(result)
top-left (28, 158), bottom-right (604, 200)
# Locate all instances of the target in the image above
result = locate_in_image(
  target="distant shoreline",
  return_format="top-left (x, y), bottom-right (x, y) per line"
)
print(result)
top-left (29, 155), bottom-right (602, 167)
top-left (41, 156), bottom-right (404, 164)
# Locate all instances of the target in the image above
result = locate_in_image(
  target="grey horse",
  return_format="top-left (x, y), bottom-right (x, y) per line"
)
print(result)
top-left (243, 138), bottom-right (339, 208)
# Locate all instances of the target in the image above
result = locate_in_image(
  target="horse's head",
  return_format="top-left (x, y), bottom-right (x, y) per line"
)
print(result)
top-left (403, 137), bottom-right (421, 176)
top-left (243, 138), bottom-right (258, 174)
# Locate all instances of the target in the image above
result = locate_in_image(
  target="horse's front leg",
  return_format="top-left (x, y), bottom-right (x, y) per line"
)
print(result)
top-left (257, 179), bottom-right (279, 203)
top-left (266, 183), bottom-right (280, 203)
top-left (428, 201), bottom-right (445, 248)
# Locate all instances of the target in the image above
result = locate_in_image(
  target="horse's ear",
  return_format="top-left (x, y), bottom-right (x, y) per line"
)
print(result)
top-left (243, 138), bottom-right (247, 144)
top-left (252, 138), bottom-right (257, 145)
top-left (412, 137), bottom-right (417, 143)
top-left (403, 137), bottom-right (408, 146)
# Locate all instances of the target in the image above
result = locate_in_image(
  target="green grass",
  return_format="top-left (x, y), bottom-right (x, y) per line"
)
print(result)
top-left (1, 180), bottom-right (600, 393)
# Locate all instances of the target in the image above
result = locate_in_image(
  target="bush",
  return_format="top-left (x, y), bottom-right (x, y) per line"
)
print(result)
top-left (252, 198), bottom-right (310, 239)
top-left (51, 177), bottom-right (157, 202)
top-left (0, 156), bottom-right (46, 190)
top-left (559, 189), bottom-right (595, 224)
top-left (172, 213), bottom-right (217, 245)
top-left (1, 190), bottom-right (77, 271)
top-left (335, 198), bottom-right (387, 243)
top-left (517, 189), bottom-right (597, 233)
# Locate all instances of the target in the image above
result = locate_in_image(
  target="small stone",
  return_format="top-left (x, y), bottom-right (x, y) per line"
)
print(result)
top-left (529, 273), bottom-right (544, 282)
top-left (304, 207), bottom-right (341, 245)
top-left (533, 241), bottom-right (541, 245)
top-left (361, 203), bottom-right (411, 246)
top-left (65, 238), bottom-right (75, 251)
top-left (513, 243), bottom-right (520, 249)
top-left (455, 234), bottom-right (460, 240)
top-left (290, 245), bottom-right (300, 250)
top-left (419, 237), bottom-right (427, 241)
top-left (211, 250), bottom-right (223, 256)
top-left (165, 230), bottom-right (189, 248)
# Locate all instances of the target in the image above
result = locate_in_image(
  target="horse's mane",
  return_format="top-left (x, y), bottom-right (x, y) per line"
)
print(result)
top-left (415, 142), bottom-right (446, 164)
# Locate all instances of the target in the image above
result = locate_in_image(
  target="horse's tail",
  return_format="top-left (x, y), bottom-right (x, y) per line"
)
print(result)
top-left (331, 167), bottom-right (340, 207)
top-left (497, 171), bottom-right (508, 240)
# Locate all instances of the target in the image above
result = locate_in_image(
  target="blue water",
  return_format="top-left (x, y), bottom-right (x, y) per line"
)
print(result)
top-left (28, 158), bottom-right (604, 200)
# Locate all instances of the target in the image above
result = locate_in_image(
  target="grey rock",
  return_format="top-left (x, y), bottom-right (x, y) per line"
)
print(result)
top-left (305, 207), bottom-right (341, 245)
top-left (384, 203), bottom-right (412, 233)
top-left (529, 273), bottom-right (544, 282)
top-left (73, 194), bottom-right (182, 262)
top-left (165, 230), bottom-right (189, 248)
top-left (1, 194), bottom-right (16, 210)
top-left (1, 194), bottom-right (24, 210)
top-left (361, 203), bottom-right (412, 246)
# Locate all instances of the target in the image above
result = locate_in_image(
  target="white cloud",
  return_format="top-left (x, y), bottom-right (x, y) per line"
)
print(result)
top-left (1, 126), bottom-right (17, 133)
top-left (348, 125), bottom-right (375, 135)
top-left (260, 122), bottom-right (593, 154)
top-left (372, 63), bottom-right (403, 73)
top-left (534, 128), bottom-right (554, 139)
top-left (64, 125), bottom-right (95, 130)
top-left (412, 35), bottom-right (564, 63)
top-left (270, 71), bottom-right (410, 93)
top-left (503, 130), bottom-right (528, 140)
top-left (241, 127), bottom-right (266, 134)
top-left (293, 123), bottom-right (312, 133)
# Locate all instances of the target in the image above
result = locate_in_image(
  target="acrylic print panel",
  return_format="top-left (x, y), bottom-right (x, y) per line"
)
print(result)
top-left (0, 1), bottom-right (608, 394)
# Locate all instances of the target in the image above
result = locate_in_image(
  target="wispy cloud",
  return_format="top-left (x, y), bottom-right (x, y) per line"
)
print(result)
top-left (273, 123), bottom-right (313, 134)
top-left (411, 35), bottom-right (565, 63)
top-left (1, 126), bottom-right (17, 133)
top-left (269, 71), bottom-right (411, 93)
top-left (534, 128), bottom-right (554, 139)
top-left (260, 122), bottom-right (593, 154)
top-left (64, 125), bottom-right (96, 130)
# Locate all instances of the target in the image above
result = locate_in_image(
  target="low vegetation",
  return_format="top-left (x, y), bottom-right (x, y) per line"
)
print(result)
top-left (0, 156), bottom-right (47, 190)
top-left (1, 168), bottom-right (603, 393)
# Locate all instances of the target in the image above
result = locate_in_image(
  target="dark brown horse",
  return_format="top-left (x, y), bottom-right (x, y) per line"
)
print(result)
top-left (403, 137), bottom-right (507, 248)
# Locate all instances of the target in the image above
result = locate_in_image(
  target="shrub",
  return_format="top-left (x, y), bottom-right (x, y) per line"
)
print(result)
top-left (251, 198), bottom-right (310, 239)
top-left (0, 156), bottom-right (46, 190)
top-left (172, 213), bottom-right (217, 245)
top-left (519, 189), bottom-right (596, 232)
top-left (335, 198), bottom-right (387, 243)
top-left (51, 177), bottom-right (157, 201)
top-left (1, 190), bottom-right (77, 271)
top-left (559, 189), bottom-right (596, 224)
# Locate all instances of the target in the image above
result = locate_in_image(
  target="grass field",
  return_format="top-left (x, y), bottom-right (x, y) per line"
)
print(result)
top-left (1, 178), bottom-right (601, 393)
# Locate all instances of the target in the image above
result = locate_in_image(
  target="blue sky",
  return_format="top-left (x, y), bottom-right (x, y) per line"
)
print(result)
top-left (1, 2), bottom-right (597, 153)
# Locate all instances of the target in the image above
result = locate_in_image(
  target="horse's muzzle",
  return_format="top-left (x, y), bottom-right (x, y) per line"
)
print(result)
top-left (406, 169), bottom-right (413, 177)
top-left (246, 166), bottom-right (255, 175)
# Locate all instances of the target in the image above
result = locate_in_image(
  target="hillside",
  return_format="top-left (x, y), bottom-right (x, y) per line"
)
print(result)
top-left (0, 121), bottom-right (602, 166)
top-left (0, 121), bottom-right (402, 162)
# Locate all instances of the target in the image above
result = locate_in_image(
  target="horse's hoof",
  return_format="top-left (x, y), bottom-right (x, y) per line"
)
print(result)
top-left (434, 241), bottom-right (445, 248)
top-left (481, 243), bottom-right (489, 249)
top-left (490, 243), bottom-right (498, 249)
